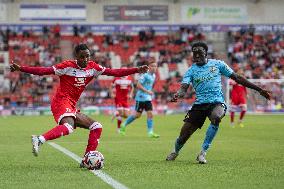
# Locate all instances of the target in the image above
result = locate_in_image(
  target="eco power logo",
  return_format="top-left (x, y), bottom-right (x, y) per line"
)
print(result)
top-left (187, 7), bottom-right (201, 18)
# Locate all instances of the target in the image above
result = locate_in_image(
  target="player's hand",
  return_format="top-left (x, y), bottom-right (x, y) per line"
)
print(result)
top-left (137, 65), bottom-right (149, 73)
top-left (147, 90), bottom-right (154, 95)
top-left (170, 93), bottom-right (179, 102)
top-left (259, 89), bottom-right (272, 100)
top-left (10, 61), bottom-right (21, 72)
top-left (128, 93), bottom-right (134, 99)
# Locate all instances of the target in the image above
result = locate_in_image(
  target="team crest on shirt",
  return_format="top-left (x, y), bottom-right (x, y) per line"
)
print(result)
top-left (210, 66), bottom-right (217, 73)
top-left (85, 70), bottom-right (91, 77)
top-left (74, 77), bottom-right (86, 87)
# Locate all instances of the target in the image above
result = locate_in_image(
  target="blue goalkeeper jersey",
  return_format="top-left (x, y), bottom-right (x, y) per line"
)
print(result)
top-left (182, 59), bottom-right (234, 104)
top-left (135, 72), bottom-right (156, 101)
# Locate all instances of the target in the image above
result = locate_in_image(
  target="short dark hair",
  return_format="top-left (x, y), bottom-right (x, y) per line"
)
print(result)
top-left (191, 41), bottom-right (208, 52)
top-left (74, 43), bottom-right (90, 55)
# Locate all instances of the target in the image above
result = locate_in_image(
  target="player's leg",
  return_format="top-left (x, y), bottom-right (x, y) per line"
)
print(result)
top-left (41, 117), bottom-right (75, 141)
top-left (116, 101), bottom-right (130, 132)
top-left (238, 104), bottom-right (247, 128)
top-left (120, 101), bottom-right (143, 135)
top-left (230, 111), bottom-right (235, 127)
top-left (111, 98), bottom-right (121, 122)
top-left (144, 101), bottom-right (159, 138)
top-left (111, 98), bottom-right (120, 122)
top-left (74, 112), bottom-right (103, 168)
top-left (116, 109), bottom-right (123, 131)
top-left (197, 104), bottom-right (226, 164)
top-left (166, 107), bottom-right (206, 161)
top-left (32, 116), bottom-right (75, 156)
top-left (166, 121), bottom-right (200, 161)
top-left (120, 110), bottom-right (141, 135)
top-left (122, 108), bottom-right (130, 118)
top-left (118, 108), bottom-right (130, 134)
top-left (230, 101), bottom-right (238, 128)
top-left (121, 100), bottom-right (130, 119)
top-left (75, 112), bottom-right (102, 154)
top-left (229, 105), bottom-right (236, 128)
top-left (31, 103), bottom-right (78, 156)
top-left (146, 110), bottom-right (159, 138)
top-left (230, 96), bottom-right (238, 127)
top-left (123, 111), bottom-right (142, 126)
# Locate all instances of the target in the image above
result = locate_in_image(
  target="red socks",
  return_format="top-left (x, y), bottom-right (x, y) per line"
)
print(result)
top-left (230, 111), bottom-right (246, 123)
top-left (85, 122), bottom-right (103, 154)
top-left (230, 112), bottom-right (235, 123)
top-left (117, 116), bottom-right (122, 129)
top-left (39, 121), bottom-right (103, 155)
top-left (42, 123), bottom-right (73, 141)
top-left (240, 110), bottom-right (246, 121)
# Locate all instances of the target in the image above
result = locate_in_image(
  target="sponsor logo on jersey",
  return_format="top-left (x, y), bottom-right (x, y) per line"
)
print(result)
top-left (210, 66), bottom-right (217, 73)
top-left (74, 77), bottom-right (86, 87)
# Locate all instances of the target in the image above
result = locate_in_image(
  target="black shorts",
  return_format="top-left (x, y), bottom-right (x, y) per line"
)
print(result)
top-left (135, 101), bottom-right (153, 113)
top-left (183, 103), bottom-right (227, 129)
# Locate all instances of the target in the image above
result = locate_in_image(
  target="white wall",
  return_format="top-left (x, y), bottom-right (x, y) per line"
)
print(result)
top-left (0, 0), bottom-right (284, 24)
top-left (177, 0), bottom-right (284, 24)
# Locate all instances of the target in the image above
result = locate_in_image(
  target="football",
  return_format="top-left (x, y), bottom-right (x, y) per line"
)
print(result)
top-left (82, 151), bottom-right (104, 170)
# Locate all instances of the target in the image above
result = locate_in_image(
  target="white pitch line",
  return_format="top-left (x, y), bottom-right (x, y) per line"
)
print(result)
top-left (48, 142), bottom-right (129, 189)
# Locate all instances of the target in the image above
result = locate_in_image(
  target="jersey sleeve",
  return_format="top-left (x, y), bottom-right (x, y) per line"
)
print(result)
top-left (181, 68), bottom-right (193, 84)
top-left (218, 61), bottom-right (234, 77)
top-left (52, 61), bottom-right (70, 76)
top-left (20, 66), bottom-right (54, 75)
top-left (138, 74), bottom-right (147, 85)
top-left (91, 62), bottom-right (106, 78)
top-left (102, 67), bottom-right (138, 77)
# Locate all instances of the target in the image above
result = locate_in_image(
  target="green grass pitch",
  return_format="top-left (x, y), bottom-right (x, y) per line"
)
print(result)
top-left (0, 114), bottom-right (283, 189)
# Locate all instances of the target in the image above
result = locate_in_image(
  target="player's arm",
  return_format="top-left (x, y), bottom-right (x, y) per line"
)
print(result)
top-left (244, 87), bottom-right (248, 97)
top-left (109, 83), bottom-right (115, 98)
top-left (230, 73), bottom-right (271, 100)
top-left (218, 60), bottom-right (271, 100)
top-left (10, 62), bottom-right (54, 75)
top-left (170, 83), bottom-right (190, 102)
top-left (137, 81), bottom-right (153, 95)
top-left (171, 67), bottom-right (192, 102)
top-left (129, 84), bottom-right (134, 99)
top-left (102, 65), bottom-right (149, 77)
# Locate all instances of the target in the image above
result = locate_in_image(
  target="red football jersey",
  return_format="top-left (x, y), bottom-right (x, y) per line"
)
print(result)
top-left (229, 79), bottom-right (247, 99)
top-left (113, 76), bottom-right (133, 101)
top-left (52, 60), bottom-right (105, 106)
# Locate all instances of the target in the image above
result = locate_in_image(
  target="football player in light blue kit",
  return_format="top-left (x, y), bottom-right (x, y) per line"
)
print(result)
top-left (120, 60), bottom-right (160, 138)
top-left (166, 41), bottom-right (271, 163)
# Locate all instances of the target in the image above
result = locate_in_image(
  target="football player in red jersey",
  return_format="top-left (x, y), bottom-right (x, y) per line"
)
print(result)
top-left (10, 44), bottom-right (149, 167)
top-left (110, 74), bottom-right (134, 133)
top-left (229, 73), bottom-right (247, 128)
